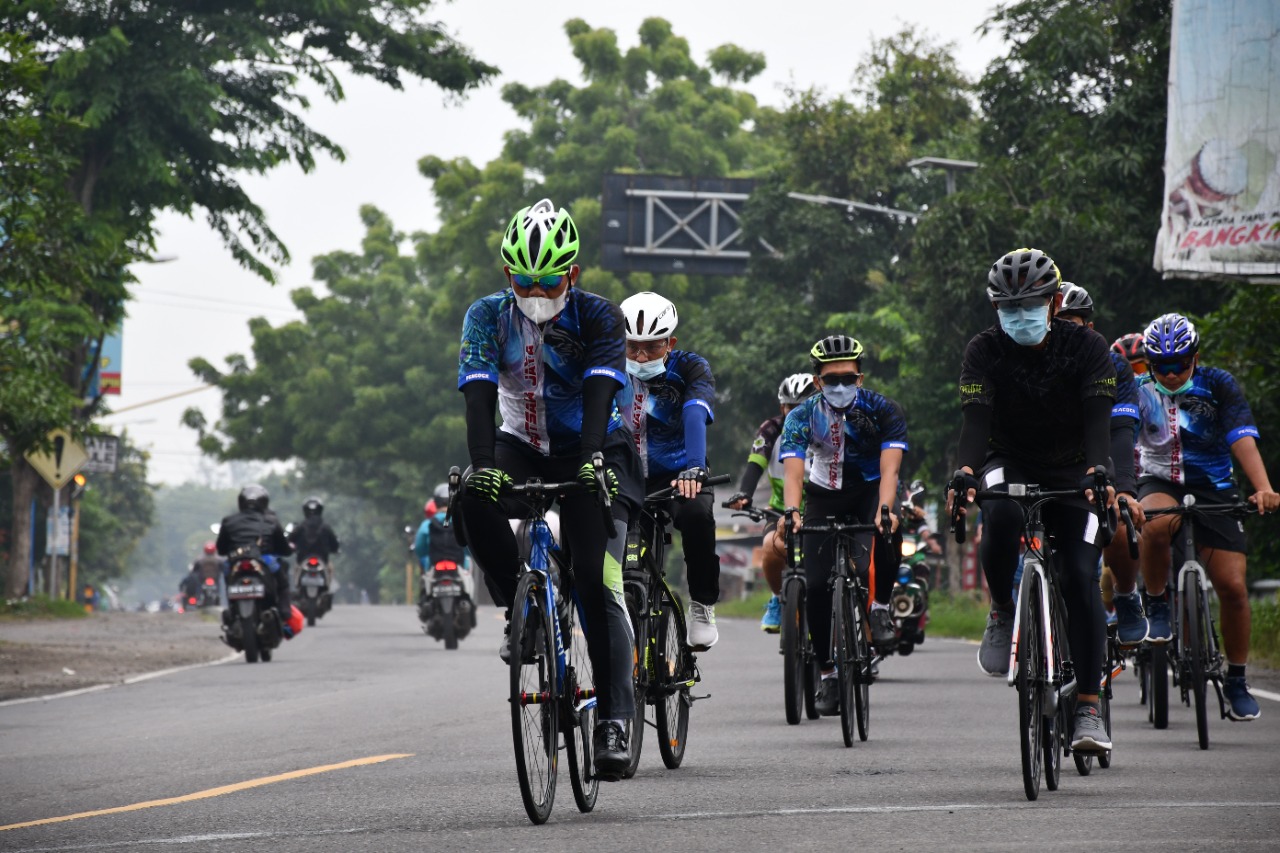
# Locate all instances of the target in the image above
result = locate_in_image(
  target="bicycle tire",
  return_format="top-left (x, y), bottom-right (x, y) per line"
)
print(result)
top-left (622, 584), bottom-right (647, 778)
top-left (1017, 571), bottom-right (1045, 801)
top-left (1097, 675), bottom-right (1113, 770)
top-left (1150, 642), bottom-right (1169, 729)
top-left (656, 588), bottom-right (691, 769)
top-left (834, 585), bottom-right (855, 748)
top-left (781, 577), bottom-right (806, 726)
top-left (564, 596), bottom-right (599, 813)
top-left (1044, 698), bottom-right (1062, 791)
top-left (852, 588), bottom-right (871, 743)
top-left (509, 572), bottom-right (558, 825)
top-left (1182, 570), bottom-right (1210, 750)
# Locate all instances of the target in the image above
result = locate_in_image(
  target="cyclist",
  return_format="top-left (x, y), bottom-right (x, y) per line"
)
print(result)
top-left (780, 335), bottom-right (906, 715)
top-left (1111, 332), bottom-right (1148, 378)
top-left (948, 248), bottom-right (1117, 753)
top-left (1056, 283), bottom-right (1150, 644)
top-left (1134, 312), bottom-right (1278, 721)
top-left (617, 291), bottom-right (721, 650)
top-left (727, 373), bottom-right (817, 633)
top-left (452, 198), bottom-right (643, 779)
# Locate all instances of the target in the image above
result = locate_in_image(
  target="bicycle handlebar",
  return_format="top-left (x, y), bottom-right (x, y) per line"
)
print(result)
top-left (644, 473), bottom-right (731, 503)
top-left (783, 506), bottom-right (891, 569)
top-left (724, 504), bottom-right (783, 523)
top-left (1144, 499), bottom-right (1255, 520)
top-left (949, 479), bottom-right (1103, 545)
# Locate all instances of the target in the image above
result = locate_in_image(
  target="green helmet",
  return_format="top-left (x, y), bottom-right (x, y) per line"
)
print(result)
top-left (500, 198), bottom-right (579, 276)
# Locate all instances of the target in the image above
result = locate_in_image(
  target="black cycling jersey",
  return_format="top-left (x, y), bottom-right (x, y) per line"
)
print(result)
top-left (958, 319), bottom-right (1116, 472)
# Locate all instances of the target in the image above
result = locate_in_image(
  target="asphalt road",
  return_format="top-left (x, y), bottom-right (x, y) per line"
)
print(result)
top-left (1, 605), bottom-right (1277, 852)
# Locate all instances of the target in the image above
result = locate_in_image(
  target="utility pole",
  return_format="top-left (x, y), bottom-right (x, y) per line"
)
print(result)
top-left (68, 474), bottom-right (87, 603)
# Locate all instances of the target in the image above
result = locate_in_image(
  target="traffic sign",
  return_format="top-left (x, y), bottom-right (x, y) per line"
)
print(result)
top-left (24, 429), bottom-right (88, 489)
top-left (83, 434), bottom-right (120, 473)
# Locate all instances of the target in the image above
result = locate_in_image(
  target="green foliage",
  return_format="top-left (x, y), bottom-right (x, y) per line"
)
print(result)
top-left (0, 595), bottom-right (87, 620)
top-left (923, 591), bottom-right (989, 641)
top-left (1249, 595), bottom-right (1280, 670)
top-left (75, 434), bottom-right (155, 588)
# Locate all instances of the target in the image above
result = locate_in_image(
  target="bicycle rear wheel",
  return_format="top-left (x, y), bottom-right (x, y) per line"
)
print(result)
top-left (656, 588), bottom-right (692, 769)
top-left (510, 572), bottom-right (558, 825)
top-left (852, 590), bottom-right (871, 743)
top-left (1044, 698), bottom-right (1063, 791)
top-left (1182, 570), bottom-right (1210, 750)
top-left (1097, 674), bottom-right (1113, 769)
top-left (564, 597), bottom-right (599, 813)
top-left (833, 585), bottom-right (855, 748)
top-left (1017, 572), bottom-right (1045, 801)
top-left (781, 577), bottom-right (806, 726)
top-left (622, 583), bottom-right (647, 778)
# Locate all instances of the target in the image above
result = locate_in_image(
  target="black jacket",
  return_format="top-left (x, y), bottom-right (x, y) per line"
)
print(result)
top-left (288, 517), bottom-right (340, 560)
top-left (216, 510), bottom-right (292, 560)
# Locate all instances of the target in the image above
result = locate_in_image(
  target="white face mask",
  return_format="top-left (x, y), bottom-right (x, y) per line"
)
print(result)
top-left (821, 384), bottom-right (858, 409)
top-left (515, 291), bottom-right (568, 324)
top-left (627, 358), bottom-right (666, 381)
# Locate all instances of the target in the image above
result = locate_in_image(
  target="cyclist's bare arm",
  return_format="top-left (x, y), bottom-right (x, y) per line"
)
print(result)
top-left (1231, 436), bottom-right (1279, 513)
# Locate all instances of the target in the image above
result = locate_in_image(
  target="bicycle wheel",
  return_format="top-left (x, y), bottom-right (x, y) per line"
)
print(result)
top-left (1182, 571), bottom-right (1210, 750)
top-left (564, 597), bottom-right (599, 813)
top-left (509, 572), bottom-right (558, 825)
top-left (851, 590), bottom-right (871, 743)
top-left (1097, 673), bottom-right (1113, 769)
top-left (1044, 698), bottom-right (1063, 791)
top-left (656, 588), bottom-right (692, 769)
top-left (1150, 642), bottom-right (1169, 729)
top-left (622, 583), bottom-right (647, 778)
top-left (781, 577), bottom-right (806, 726)
top-left (1017, 572), bottom-right (1045, 801)
top-left (833, 585), bottom-right (855, 748)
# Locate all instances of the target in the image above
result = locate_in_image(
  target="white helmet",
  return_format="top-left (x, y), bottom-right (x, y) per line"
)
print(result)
top-left (778, 373), bottom-right (817, 405)
top-left (620, 292), bottom-right (678, 341)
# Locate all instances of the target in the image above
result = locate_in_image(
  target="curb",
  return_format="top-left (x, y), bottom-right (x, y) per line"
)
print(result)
top-left (0, 651), bottom-right (240, 708)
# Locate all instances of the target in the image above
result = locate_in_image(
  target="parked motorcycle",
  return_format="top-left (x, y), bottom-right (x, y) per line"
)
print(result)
top-left (890, 481), bottom-right (932, 656)
top-left (418, 560), bottom-right (475, 650)
top-left (295, 556), bottom-right (333, 627)
top-left (222, 548), bottom-right (284, 663)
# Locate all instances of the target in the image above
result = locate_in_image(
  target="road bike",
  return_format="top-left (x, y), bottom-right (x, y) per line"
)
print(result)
top-left (787, 511), bottom-right (889, 747)
top-left (951, 470), bottom-right (1111, 800)
top-left (621, 473), bottom-right (729, 777)
top-left (1143, 495), bottom-right (1254, 750)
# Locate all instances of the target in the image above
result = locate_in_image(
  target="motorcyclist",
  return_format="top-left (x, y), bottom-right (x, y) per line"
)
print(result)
top-left (415, 484), bottom-right (471, 591)
top-left (288, 496), bottom-right (340, 589)
top-left (216, 484), bottom-right (294, 632)
top-left (182, 542), bottom-right (222, 605)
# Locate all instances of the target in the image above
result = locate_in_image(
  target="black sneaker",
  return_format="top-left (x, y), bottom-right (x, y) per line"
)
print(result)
top-left (592, 721), bottom-right (630, 781)
top-left (815, 676), bottom-right (840, 716)
top-left (869, 608), bottom-right (898, 650)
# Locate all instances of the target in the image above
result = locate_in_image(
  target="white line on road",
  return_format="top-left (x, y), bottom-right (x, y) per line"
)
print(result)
top-left (656, 801), bottom-right (1280, 821)
top-left (0, 652), bottom-right (240, 709)
top-left (2, 828), bottom-right (368, 853)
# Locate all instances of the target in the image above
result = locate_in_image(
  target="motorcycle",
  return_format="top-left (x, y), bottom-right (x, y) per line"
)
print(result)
top-left (418, 559), bottom-right (475, 650)
top-left (295, 556), bottom-right (333, 627)
top-left (889, 481), bottom-right (932, 656)
top-left (221, 548), bottom-right (284, 664)
top-left (184, 574), bottom-right (221, 611)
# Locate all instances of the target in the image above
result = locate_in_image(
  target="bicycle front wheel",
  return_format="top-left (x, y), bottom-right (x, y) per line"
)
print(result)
top-left (833, 586), bottom-right (855, 748)
top-left (510, 572), bottom-right (559, 825)
top-left (1017, 572), bottom-right (1045, 801)
top-left (564, 597), bottom-right (599, 813)
top-left (852, 590), bottom-right (871, 743)
top-left (656, 588), bottom-right (692, 769)
top-left (1182, 571), bottom-right (1210, 750)
top-left (781, 577), bottom-right (806, 726)
top-left (1150, 642), bottom-right (1169, 729)
top-left (622, 583), bottom-right (647, 778)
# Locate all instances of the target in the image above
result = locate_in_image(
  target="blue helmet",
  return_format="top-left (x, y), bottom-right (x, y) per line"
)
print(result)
top-left (1144, 313), bottom-right (1199, 359)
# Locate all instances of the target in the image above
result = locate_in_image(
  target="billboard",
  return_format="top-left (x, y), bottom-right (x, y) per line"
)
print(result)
top-left (1154, 0), bottom-right (1280, 283)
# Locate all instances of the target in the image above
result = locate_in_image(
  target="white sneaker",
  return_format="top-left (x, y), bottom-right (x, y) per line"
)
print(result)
top-left (687, 601), bottom-right (718, 650)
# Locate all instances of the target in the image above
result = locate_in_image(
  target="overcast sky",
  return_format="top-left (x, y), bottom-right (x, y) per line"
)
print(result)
top-left (104, 0), bottom-right (999, 486)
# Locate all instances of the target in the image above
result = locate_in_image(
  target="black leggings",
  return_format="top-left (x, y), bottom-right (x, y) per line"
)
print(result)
top-left (644, 474), bottom-right (721, 606)
top-left (802, 485), bottom-right (899, 668)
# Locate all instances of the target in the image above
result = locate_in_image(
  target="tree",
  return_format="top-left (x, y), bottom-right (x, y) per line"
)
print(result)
top-left (2, 2), bottom-right (495, 596)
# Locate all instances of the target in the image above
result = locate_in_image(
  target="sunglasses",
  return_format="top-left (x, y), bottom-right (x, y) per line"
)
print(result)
top-left (1151, 358), bottom-right (1193, 376)
top-left (511, 273), bottom-right (566, 290)
top-left (819, 373), bottom-right (862, 387)
top-left (1130, 361), bottom-right (1148, 375)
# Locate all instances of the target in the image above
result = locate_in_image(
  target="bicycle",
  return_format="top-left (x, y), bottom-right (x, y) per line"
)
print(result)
top-left (1142, 495), bottom-right (1254, 750)
top-left (448, 457), bottom-right (613, 825)
top-left (950, 469), bottom-right (1111, 800)
top-left (622, 473), bottom-right (729, 777)
top-left (786, 510), bottom-right (889, 748)
top-left (725, 503), bottom-right (817, 725)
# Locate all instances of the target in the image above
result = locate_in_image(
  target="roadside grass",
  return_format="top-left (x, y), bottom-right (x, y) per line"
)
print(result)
top-left (717, 587), bottom-right (990, 641)
top-left (0, 596), bottom-right (89, 621)
top-left (1244, 594), bottom-right (1280, 670)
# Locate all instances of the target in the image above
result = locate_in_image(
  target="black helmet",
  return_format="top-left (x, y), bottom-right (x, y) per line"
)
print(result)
top-left (987, 248), bottom-right (1061, 304)
top-left (1057, 281), bottom-right (1094, 318)
top-left (302, 497), bottom-right (323, 518)
top-left (238, 484), bottom-right (269, 513)
top-left (809, 335), bottom-right (864, 371)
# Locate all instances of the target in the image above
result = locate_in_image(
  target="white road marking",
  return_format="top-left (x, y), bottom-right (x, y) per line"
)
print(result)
top-left (0, 652), bottom-right (240, 708)
top-left (655, 801), bottom-right (1280, 820)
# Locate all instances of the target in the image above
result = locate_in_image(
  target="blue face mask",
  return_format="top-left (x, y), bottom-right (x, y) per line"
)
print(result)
top-left (821, 384), bottom-right (858, 409)
top-left (627, 358), bottom-right (666, 381)
top-left (1154, 373), bottom-right (1194, 396)
top-left (998, 303), bottom-right (1051, 346)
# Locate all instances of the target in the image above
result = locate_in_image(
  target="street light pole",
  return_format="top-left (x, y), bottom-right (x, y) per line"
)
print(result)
top-left (906, 157), bottom-right (981, 196)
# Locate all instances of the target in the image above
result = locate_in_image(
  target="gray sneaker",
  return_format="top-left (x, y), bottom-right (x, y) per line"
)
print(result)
top-left (977, 609), bottom-right (1014, 676)
top-left (1113, 590), bottom-right (1150, 646)
top-left (498, 621), bottom-right (512, 663)
top-left (1072, 704), bottom-right (1112, 752)
top-left (815, 675), bottom-right (840, 716)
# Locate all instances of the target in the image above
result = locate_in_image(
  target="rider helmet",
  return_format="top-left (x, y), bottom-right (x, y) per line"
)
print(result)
top-left (1144, 313), bottom-right (1199, 359)
top-left (424, 500), bottom-right (436, 518)
top-left (238, 483), bottom-right (269, 513)
top-left (1111, 332), bottom-right (1146, 363)
top-left (302, 497), bottom-right (323, 518)
top-left (620, 292), bottom-right (678, 341)
top-left (286, 604), bottom-right (305, 637)
top-left (809, 335), bottom-right (864, 371)
top-left (777, 373), bottom-right (817, 405)
top-left (500, 198), bottom-right (579, 276)
top-left (203, 541), bottom-right (216, 555)
top-left (1057, 282), bottom-right (1094, 318)
top-left (986, 248), bottom-right (1062, 303)
top-left (433, 483), bottom-right (451, 510)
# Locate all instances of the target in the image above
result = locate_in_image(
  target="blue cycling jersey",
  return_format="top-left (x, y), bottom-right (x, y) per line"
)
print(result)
top-left (458, 288), bottom-right (627, 456)
top-left (615, 350), bottom-right (715, 479)
top-left (1136, 366), bottom-right (1259, 490)
top-left (779, 389), bottom-right (909, 491)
